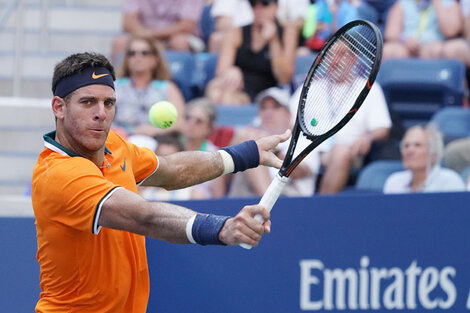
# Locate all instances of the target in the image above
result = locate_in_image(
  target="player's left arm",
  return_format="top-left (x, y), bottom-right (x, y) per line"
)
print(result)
top-left (142, 130), bottom-right (290, 190)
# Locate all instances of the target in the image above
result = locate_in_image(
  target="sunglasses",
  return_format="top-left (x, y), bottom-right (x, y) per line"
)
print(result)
top-left (126, 50), bottom-right (154, 57)
top-left (249, 0), bottom-right (276, 6)
top-left (184, 114), bottom-right (208, 125)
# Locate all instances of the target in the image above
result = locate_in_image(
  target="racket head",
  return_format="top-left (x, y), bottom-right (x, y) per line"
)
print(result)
top-left (298, 20), bottom-right (383, 140)
top-left (279, 20), bottom-right (383, 178)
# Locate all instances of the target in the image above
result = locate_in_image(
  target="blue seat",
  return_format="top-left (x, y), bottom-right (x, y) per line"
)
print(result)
top-left (355, 160), bottom-right (404, 192)
top-left (199, 5), bottom-right (215, 46)
top-left (292, 53), bottom-right (317, 90)
top-left (192, 52), bottom-right (218, 97)
top-left (431, 107), bottom-right (470, 143)
top-left (164, 50), bottom-right (196, 101)
top-left (377, 58), bottom-right (466, 127)
top-left (460, 164), bottom-right (470, 183)
top-left (216, 105), bottom-right (259, 127)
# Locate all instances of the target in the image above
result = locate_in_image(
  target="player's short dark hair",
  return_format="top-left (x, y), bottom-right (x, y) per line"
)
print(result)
top-left (51, 52), bottom-right (116, 96)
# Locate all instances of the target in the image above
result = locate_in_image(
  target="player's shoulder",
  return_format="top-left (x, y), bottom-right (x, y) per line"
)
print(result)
top-left (35, 148), bottom-right (100, 175)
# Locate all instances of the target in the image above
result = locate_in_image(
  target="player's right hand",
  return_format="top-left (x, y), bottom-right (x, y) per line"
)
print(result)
top-left (218, 205), bottom-right (270, 246)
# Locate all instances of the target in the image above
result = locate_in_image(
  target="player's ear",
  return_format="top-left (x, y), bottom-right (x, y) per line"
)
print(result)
top-left (52, 96), bottom-right (66, 120)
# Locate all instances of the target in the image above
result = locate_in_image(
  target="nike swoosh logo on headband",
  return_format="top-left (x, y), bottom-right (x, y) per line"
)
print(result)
top-left (92, 72), bottom-right (109, 79)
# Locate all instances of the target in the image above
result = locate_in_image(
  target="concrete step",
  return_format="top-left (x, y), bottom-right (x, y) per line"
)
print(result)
top-left (2, 4), bottom-right (122, 32)
top-left (0, 97), bottom-right (52, 127)
top-left (0, 154), bottom-right (37, 183)
top-left (0, 195), bottom-right (33, 216)
top-left (0, 129), bottom-right (49, 154)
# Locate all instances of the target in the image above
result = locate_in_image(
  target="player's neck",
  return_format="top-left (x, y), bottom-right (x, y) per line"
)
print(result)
top-left (55, 128), bottom-right (105, 167)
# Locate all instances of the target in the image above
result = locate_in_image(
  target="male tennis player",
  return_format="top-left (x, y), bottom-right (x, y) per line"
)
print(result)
top-left (31, 52), bottom-right (290, 312)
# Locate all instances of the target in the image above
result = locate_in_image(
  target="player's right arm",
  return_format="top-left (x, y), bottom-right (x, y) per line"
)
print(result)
top-left (142, 130), bottom-right (290, 190)
top-left (99, 187), bottom-right (270, 246)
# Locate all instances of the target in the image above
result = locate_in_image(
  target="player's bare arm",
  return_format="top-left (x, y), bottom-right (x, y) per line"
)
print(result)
top-left (142, 129), bottom-right (291, 189)
top-left (99, 187), bottom-right (270, 246)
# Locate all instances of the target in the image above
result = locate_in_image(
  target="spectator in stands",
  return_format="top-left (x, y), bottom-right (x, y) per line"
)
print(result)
top-left (205, 0), bottom-right (299, 105)
top-left (139, 133), bottom-right (207, 201)
top-left (289, 81), bottom-right (392, 194)
top-left (384, 123), bottom-right (465, 193)
top-left (180, 97), bottom-right (228, 198)
top-left (228, 87), bottom-right (320, 197)
top-left (356, 0), bottom-right (396, 33)
top-left (113, 35), bottom-right (185, 145)
top-left (209, 0), bottom-right (309, 53)
top-left (443, 137), bottom-right (470, 173)
top-left (302, 0), bottom-right (359, 52)
top-left (463, 0), bottom-right (470, 40)
top-left (382, 0), bottom-right (470, 67)
top-left (111, 0), bottom-right (206, 63)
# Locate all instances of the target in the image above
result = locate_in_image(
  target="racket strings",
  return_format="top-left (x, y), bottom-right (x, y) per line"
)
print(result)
top-left (301, 25), bottom-right (378, 137)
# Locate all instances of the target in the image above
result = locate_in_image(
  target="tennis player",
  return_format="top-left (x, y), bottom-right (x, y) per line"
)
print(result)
top-left (31, 52), bottom-right (290, 312)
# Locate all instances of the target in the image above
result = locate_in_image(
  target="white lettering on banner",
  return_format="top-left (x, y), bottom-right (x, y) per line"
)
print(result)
top-left (299, 256), bottom-right (457, 311)
top-left (467, 288), bottom-right (470, 309)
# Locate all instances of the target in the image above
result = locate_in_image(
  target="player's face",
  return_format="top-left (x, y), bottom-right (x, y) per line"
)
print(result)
top-left (58, 84), bottom-right (116, 156)
top-left (401, 127), bottom-right (429, 172)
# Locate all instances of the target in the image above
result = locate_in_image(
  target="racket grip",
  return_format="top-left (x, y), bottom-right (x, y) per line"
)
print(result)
top-left (239, 175), bottom-right (289, 250)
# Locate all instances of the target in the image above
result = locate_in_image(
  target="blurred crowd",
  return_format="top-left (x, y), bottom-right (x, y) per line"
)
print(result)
top-left (108, 0), bottom-right (470, 200)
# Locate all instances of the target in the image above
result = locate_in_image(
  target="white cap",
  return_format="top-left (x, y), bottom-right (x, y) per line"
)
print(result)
top-left (255, 87), bottom-right (290, 108)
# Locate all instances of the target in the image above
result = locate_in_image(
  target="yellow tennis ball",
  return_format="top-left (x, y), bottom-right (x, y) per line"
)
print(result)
top-left (148, 101), bottom-right (178, 129)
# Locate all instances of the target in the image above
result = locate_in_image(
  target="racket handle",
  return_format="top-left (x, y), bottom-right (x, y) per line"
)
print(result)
top-left (239, 175), bottom-right (289, 250)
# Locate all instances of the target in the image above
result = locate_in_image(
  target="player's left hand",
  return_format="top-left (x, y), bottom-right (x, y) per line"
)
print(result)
top-left (256, 129), bottom-right (291, 169)
top-left (218, 204), bottom-right (271, 246)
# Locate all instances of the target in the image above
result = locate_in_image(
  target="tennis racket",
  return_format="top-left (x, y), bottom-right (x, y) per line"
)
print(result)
top-left (241, 20), bottom-right (383, 249)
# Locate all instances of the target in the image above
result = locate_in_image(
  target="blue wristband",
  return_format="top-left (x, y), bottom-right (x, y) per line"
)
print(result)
top-left (192, 214), bottom-right (230, 245)
top-left (221, 140), bottom-right (259, 173)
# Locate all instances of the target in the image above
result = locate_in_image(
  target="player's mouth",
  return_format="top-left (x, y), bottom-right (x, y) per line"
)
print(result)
top-left (89, 128), bottom-right (105, 134)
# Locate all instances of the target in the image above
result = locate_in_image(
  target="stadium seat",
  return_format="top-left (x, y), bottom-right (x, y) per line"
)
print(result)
top-left (216, 105), bottom-right (258, 127)
top-left (192, 52), bottom-right (218, 97)
top-left (377, 58), bottom-right (466, 127)
top-left (292, 53), bottom-right (317, 90)
top-left (199, 5), bottom-right (215, 46)
top-left (431, 107), bottom-right (470, 144)
top-left (355, 160), bottom-right (404, 192)
top-left (460, 164), bottom-right (470, 183)
top-left (164, 50), bottom-right (196, 101)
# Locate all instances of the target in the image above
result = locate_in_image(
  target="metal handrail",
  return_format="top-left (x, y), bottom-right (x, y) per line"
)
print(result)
top-left (0, 0), bottom-right (18, 31)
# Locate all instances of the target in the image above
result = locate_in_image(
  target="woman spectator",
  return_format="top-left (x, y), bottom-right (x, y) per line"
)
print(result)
top-left (180, 98), bottom-right (228, 198)
top-left (382, 0), bottom-right (470, 66)
top-left (113, 35), bottom-right (185, 142)
top-left (383, 123), bottom-right (465, 193)
top-left (205, 0), bottom-right (298, 105)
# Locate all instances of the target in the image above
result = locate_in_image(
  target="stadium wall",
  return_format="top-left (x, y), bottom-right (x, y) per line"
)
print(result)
top-left (1, 193), bottom-right (469, 312)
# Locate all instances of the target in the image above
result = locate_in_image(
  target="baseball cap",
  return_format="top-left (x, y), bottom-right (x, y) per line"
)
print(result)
top-left (255, 87), bottom-right (290, 109)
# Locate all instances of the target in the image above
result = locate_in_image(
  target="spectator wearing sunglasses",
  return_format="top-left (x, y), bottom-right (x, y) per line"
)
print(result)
top-left (179, 97), bottom-right (228, 198)
top-left (112, 35), bottom-right (185, 145)
top-left (205, 0), bottom-right (299, 105)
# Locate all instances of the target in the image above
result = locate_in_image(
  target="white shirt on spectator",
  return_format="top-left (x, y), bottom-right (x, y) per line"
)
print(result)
top-left (211, 0), bottom-right (309, 27)
top-left (383, 166), bottom-right (466, 194)
top-left (289, 82), bottom-right (392, 152)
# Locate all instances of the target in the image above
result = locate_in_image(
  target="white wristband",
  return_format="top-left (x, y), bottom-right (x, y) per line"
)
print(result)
top-left (218, 150), bottom-right (235, 175)
top-left (186, 214), bottom-right (197, 244)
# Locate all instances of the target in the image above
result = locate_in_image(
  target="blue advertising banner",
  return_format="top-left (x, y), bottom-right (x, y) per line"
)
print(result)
top-left (1, 192), bottom-right (469, 312)
top-left (146, 193), bottom-right (470, 313)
